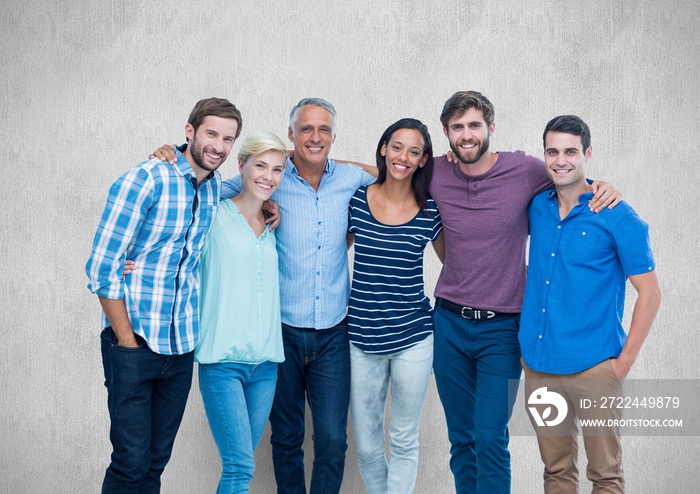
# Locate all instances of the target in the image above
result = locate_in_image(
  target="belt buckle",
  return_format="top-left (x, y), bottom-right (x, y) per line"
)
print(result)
top-left (460, 307), bottom-right (478, 319)
top-left (460, 306), bottom-right (496, 320)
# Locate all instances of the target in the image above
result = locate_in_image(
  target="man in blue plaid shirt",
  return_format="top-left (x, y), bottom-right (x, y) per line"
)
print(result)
top-left (86, 98), bottom-right (242, 493)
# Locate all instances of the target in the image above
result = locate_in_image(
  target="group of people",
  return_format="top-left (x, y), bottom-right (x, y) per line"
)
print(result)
top-left (86, 91), bottom-right (661, 494)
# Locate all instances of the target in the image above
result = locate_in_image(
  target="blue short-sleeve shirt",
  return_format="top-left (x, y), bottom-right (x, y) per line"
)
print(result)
top-left (519, 190), bottom-right (656, 374)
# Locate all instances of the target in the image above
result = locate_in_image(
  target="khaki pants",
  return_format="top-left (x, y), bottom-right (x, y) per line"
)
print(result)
top-left (523, 359), bottom-right (625, 494)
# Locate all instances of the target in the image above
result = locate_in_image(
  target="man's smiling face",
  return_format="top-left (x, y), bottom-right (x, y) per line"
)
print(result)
top-left (444, 107), bottom-right (493, 166)
top-left (544, 131), bottom-right (591, 189)
top-left (288, 104), bottom-right (335, 168)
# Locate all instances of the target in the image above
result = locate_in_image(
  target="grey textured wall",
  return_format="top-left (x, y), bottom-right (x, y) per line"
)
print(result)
top-left (2, 0), bottom-right (699, 492)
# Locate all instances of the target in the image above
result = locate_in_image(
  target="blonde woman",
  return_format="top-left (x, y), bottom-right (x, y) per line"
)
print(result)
top-left (196, 131), bottom-right (287, 493)
top-left (132, 132), bottom-right (287, 493)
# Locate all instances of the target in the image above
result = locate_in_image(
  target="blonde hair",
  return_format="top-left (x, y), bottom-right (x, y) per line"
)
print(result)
top-left (238, 131), bottom-right (287, 164)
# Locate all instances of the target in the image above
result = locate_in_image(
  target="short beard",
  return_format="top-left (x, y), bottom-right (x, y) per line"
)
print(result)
top-left (189, 138), bottom-right (219, 172)
top-left (450, 136), bottom-right (489, 165)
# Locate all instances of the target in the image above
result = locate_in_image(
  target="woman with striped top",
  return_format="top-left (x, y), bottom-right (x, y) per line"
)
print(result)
top-left (347, 118), bottom-right (444, 494)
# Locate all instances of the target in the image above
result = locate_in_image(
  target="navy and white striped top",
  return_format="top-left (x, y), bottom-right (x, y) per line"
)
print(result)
top-left (348, 185), bottom-right (443, 354)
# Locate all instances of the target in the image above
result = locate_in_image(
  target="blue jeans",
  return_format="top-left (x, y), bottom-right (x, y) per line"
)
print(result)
top-left (432, 302), bottom-right (522, 494)
top-left (199, 361), bottom-right (278, 494)
top-left (100, 327), bottom-right (194, 494)
top-left (269, 320), bottom-right (350, 494)
top-left (349, 334), bottom-right (433, 494)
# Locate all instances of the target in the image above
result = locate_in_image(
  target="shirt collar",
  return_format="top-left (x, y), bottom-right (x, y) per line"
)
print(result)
top-left (286, 156), bottom-right (333, 178)
top-left (174, 145), bottom-right (216, 184)
top-left (578, 191), bottom-right (594, 204)
top-left (545, 188), bottom-right (595, 205)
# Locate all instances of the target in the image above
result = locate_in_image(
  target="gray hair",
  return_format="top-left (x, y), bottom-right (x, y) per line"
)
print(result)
top-left (289, 97), bottom-right (337, 135)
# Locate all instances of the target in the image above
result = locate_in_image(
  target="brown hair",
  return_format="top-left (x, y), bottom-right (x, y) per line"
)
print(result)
top-left (187, 98), bottom-right (243, 140)
top-left (439, 91), bottom-right (495, 128)
top-left (543, 115), bottom-right (591, 152)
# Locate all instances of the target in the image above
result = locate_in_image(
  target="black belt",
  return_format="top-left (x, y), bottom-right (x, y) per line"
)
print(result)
top-left (440, 299), bottom-right (502, 320)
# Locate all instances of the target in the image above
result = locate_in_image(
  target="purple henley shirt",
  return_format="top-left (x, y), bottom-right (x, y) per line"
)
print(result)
top-left (429, 151), bottom-right (552, 313)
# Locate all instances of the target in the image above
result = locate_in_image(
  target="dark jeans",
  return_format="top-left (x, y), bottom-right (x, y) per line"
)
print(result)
top-left (269, 320), bottom-right (351, 494)
top-left (100, 327), bottom-right (194, 493)
top-left (432, 303), bottom-right (522, 494)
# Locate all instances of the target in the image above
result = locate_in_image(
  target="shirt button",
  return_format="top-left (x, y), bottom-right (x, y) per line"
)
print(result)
top-left (316, 296), bottom-right (320, 300)
top-left (316, 271), bottom-right (320, 275)
top-left (317, 245), bottom-right (321, 250)
top-left (542, 308), bottom-right (546, 313)
top-left (582, 231), bottom-right (587, 236)
top-left (318, 221), bottom-right (322, 225)
top-left (538, 335), bottom-right (543, 339)
top-left (551, 253), bottom-right (555, 257)
top-left (557, 225), bottom-right (561, 229)
top-left (545, 280), bottom-right (550, 285)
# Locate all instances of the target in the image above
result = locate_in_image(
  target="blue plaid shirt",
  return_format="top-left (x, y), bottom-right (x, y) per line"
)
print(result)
top-left (86, 150), bottom-right (221, 355)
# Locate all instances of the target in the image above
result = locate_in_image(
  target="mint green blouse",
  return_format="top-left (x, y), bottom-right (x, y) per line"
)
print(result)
top-left (195, 199), bottom-right (284, 364)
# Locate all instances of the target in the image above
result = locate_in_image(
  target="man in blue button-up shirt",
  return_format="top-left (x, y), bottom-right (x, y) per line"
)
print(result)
top-left (221, 98), bottom-right (374, 494)
top-left (86, 98), bottom-right (242, 493)
top-left (519, 115), bottom-right (661, 493)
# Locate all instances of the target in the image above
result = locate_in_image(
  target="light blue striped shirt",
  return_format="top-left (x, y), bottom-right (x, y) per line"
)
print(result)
top-left (196, 200), bottom-right (284, 364)
top-left (222, 157), bottom-right (375, 329)
top-left (86, 150), bottom-right (220, 355)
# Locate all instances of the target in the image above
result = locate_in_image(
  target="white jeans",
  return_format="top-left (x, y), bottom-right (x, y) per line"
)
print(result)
top-left (349, 334), bottom-right (434, 494)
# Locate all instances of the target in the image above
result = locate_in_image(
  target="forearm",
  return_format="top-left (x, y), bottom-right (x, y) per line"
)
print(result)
top-left (336, 159), bottom-right (378, 178)
top-left (98, 296), bottom-right (137, 347)
top-left (615, 273), bottom-right (662, 376)
top-left (618, 291), bottom-right (661, 367)
top-left (432, 232), bottom-right (445, 264)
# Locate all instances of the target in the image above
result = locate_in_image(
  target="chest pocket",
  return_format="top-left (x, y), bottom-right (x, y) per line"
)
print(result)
top-left (561, 227), bottom-right (600, 264)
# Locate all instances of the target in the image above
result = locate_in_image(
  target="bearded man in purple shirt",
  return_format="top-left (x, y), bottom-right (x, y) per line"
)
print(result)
top-left (429, 91), bottom-right (620, 493)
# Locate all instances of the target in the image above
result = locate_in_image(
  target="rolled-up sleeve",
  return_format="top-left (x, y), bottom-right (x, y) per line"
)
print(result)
top-left (86, 168), bottom-right (153, 299)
